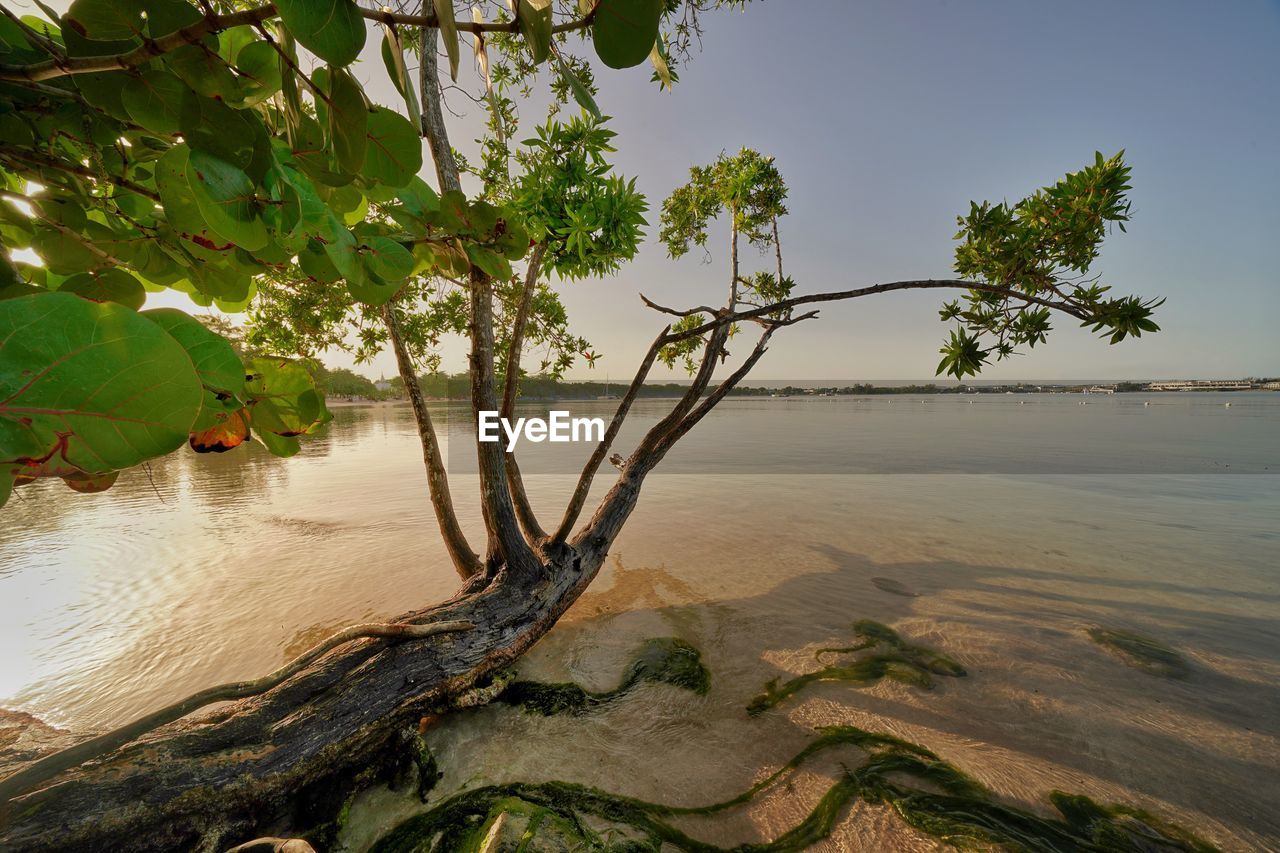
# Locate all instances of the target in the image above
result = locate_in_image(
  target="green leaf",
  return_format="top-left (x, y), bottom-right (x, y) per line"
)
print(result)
top-left (320, 215), bottom-right (365, 283)
top-left (592, 0), bottom-right (661, 69)
top-left (245, 356), bottom-right (329, 437)
top-left (554, 52), bottom-right (600, 119)
top-left (180, 89), bottom-right (265, 171)
top-left (397, 175), bottom-right (441, 218)
top-left (66, 0), bottom-right (143, 40)
top-left (256, 427), bottom-right (300, 457)
top-left (347, 272), bottom-right (401, 307)
top-left (276, 0), bottom-right (366, 67)
top-left (362, 106), bottom-right (423, 188)
top-left (0, 293), bottom-right (203, 479)
top-left (380, 26), bottom-right (421, 120)
top-left (186, 149), bottom-right (270, 251)
top-left (142, 307), bottom-right (246, 431)
top-left (166, 43), bottom-right (244, 101)
top-left (58, 269), bottom-right (146, 309)
top-left (517, 0), bottom-right (553, 65)
top-left (317, 65), bottom-right (368, 175)
top-left (465, 243), bottom-right (512, 280)
top-left (120, 69), bottom-right (187, 134)
top-left (648, 36), bottom-right (672, 89)
top-left (235, 40), bottom-right (283, 106)
top-left (155, 144), bottom-right (216, 238)
top-left (433, 0), bottom-right (460, 81)
top-left (363, 236), bottom-right (415, 281)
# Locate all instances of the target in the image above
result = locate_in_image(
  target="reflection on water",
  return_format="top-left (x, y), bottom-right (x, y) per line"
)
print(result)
top-left (1, 395), bottom-right (1277, 850)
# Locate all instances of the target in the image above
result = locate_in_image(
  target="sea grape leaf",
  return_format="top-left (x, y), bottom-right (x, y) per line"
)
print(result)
top-left (58, 269), bottom-right (146, 309)
top-left (346, 272), bottom-right (401, 307)
top-left (516, 0), bottom-right (553, 64)
top-left (465, 243), bottom-right (512, 281)
top-left (276, 0), bottom-right (366, 67)
top-left (592, 0), bottom-right (662, 69)
top-left (62, 470), bottom-right (119, 493)
top-left (0, 293), bottom-right (203, 499)
top-left (245, 357), bottom-right (330, 438)
top-left (235, 40), bottom-right (283, 106)
top-left (189, 407), bottom-right (250, 453)
top-left (155, 145), bottom-right (216, 238)
top-left (65, 0), bottom-right (144, 41)
top-left (316, 65), bottom-right (368, 175)
top-left (397, 176), bottom-right (441, 218)
top-left (185, 149), bottom-right (270, 251)
top-left (143, 0), bottom-right (203, 36)
top-left (363, 236), bottom-right (415, 282)
top-left (120, 69), bottom-right (187, 134)
top-left (362, 106), bottom-right (423, 188)
top-left (165, 43), bottom-right (244, 101)
top-left (142, 307), bottom-right (245, 431)
top-left (256, 428), bottom-right (300, 458)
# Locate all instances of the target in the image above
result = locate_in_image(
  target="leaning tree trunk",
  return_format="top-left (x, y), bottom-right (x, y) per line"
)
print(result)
top-left (0, 529), bottom-right (632, 851)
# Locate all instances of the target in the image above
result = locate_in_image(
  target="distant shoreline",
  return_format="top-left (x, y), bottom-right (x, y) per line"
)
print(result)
top-left (327, 383), bottom-right (1278, 406)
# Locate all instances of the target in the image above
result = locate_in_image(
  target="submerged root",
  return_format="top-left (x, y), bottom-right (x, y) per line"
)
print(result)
top-left (1087, 628), bottom-right (1191, 679)
top-left (747, 620), bottom-right (965, 715)
top-left (369, 724), bottom-right (1216, 853)
top-left (498, 637), bottom-right (710, 716)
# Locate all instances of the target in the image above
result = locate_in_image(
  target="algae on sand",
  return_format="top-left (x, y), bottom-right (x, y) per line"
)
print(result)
top-left (369, 724), bottom-right (1217, 853)
top-left (747, 619), bottom-right (965, 715)
top-left (498, 637), bottom-right (711, 716)
top-left (1087, 627), bottom-right (1192, 679)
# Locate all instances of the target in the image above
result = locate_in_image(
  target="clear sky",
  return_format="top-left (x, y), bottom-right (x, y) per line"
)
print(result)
top-left (35, 0), bottom-right (1280, 380)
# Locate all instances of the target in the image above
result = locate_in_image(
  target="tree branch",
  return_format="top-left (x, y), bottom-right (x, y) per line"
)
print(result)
top-left (411, 36), bottom-right (530, 570)
top-left (552, 325), bottom-right (669, 544)
top-left (501, 243), bottom-right (549, 543)
top-left (656, 327), bottom-right (777, 455)
top-left (649, 279), bottom-right (1090, 341)
top-left (0, 149), bottom-right (162, 203)
top-left (0, 3), bottom-right (601, 83)
top-left (380, 302), bottom-right (481, 579)
top-left (0, 619), bottom-right (474, 804)
top-left (575, 275), bottom-right (1097, 551)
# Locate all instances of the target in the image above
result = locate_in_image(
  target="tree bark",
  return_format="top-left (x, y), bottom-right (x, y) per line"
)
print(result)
top-left (500, 243), bottom-right (549, 543)
top-left (380, 303), bottom-right (481, 579)
top-left (0, 546), bottom-right (614, 852)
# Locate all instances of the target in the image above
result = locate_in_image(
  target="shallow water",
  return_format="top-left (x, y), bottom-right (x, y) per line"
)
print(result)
top-left (1, 393), bottom-right (1277, 850)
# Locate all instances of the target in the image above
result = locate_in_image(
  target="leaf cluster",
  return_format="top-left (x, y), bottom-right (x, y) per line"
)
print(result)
top-left (937, 151), bottom-right (1161, 379)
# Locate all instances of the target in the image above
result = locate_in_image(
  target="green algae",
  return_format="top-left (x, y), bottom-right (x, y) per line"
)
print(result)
top-left (1087, 628), bottom-right (1192, 679)
top-left (369, 724), bottom-right (1216, 853)
top-left (747, 620), bottom-right (965, 715)
top-left (498, 637), bottom-right (711, 716)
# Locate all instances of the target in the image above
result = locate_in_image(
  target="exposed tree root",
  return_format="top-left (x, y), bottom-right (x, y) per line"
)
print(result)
top-left (0, 546), bottom-right (613, 852)
top-left (0, 621), bottom-right (473, 805)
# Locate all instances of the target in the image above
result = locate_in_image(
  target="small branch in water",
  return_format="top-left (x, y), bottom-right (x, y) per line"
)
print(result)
top-left (0, 620), bottom-right (474, 803)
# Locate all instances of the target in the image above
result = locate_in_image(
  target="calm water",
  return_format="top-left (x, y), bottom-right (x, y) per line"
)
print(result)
top-left (1, 393), bottom-right (1277, 850)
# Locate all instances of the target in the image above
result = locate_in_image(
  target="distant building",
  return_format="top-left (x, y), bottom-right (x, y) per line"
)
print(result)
top-left (374, 375), bottom-right (393, 392)
top-left (1148, 380), bottom-right (1255, 391)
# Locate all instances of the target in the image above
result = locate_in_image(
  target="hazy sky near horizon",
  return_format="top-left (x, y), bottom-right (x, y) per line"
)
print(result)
top-left (36, 0), bottom-right (1279, 380)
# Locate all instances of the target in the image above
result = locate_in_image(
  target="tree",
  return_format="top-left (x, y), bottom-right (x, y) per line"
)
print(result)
top-left (0, 1), bottom-right (1161, 848)
top-left (318, 366), bottom-right (379, 398)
